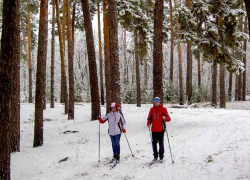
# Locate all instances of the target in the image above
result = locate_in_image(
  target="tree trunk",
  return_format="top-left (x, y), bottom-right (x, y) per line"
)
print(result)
top-left (186, 0), bottom-right (192, 105)
top-left (66, 0), bottom-right (74, 119)
top-left (228, 72), bottom-right (232, 101)
top-left (242, 17), bottom-right (247, 101)
top-left (169, 0), bottom-right (174, 83)
top-left (123, 28), bottom-right (127, 86)
top-left (103, 0), bottom-right (111, 113)
top-left (81, 0), bottom-right (100, 120)
top-left (34, 0), bottom-right (48, 147)
top-left (108, 0), bottom-right (121, 106)
top-left (235, 75), bottom-right (238, 101)
top-left (50, 0), bottom-right (55, 108)
top-left (0, 0), bottom-right (20, 178)
top-left (153, 0), bottom-right (164, 102)
top-left (197, 55), bottom-right (201, 102)
top-left (72, 2), bottom-right (76, 42)
top-left (244, 0), bottom-right (250, 35)
top-left (220, 65), bottom-right (226, 108)
top-left (27, 9), bottom-right (33, 103)
top-left (97, 0), bottom-right (105, 105)
top-left (211, 62), bottom-right (217, 106)
top-left (55, 0), bottom-right (68, 114)
top-left (174, 0), bottom-right (184, 105)
top-left (134, 28), bottom-right (141, 107)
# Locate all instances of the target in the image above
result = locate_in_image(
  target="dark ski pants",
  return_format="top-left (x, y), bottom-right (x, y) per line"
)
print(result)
top-left (110, 134), bottom-right (121, 156)
top-left (152, 131), bottom-right (165, 159)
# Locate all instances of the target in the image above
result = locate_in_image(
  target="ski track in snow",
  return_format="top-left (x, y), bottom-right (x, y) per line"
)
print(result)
top-left (11, 103), bottom-right (250, 180)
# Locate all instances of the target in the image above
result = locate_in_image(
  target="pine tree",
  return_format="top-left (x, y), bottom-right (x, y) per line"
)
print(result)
top-left (153, 0), bottom-right (164, 101)
top-left (108, 0), bottom-right (121, 105)
top-left (81, 0), bottom-right (100, 120)
top-left (50, 0), bottom-right (55, 108)
top-left (0, 0), bottom-right (20, 178)
top-left (34, 0), bottom-right (48, 147)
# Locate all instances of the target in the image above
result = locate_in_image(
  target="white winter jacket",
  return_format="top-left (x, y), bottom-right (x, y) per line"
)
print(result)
top-left (103, 111), bottom-right (126, 136)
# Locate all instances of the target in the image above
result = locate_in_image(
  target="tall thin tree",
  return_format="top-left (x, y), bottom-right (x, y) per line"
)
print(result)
top-left (211, 62), bottom-right (217, 106)
top-left (134, 28), bottom-right (141, 107)
top-left (108, 0), bottom-right (121, 105)
top-left (242, 17), bottom-right (247, 101)
top-left (66, 0), bottom-right (74, 119)
top-left (169, 0), bottom-right (174, 83)
top-left (0, 0), bottom-right (20, 178)
top-left (50, 0), bottom-right (55, 108)
top-left (33, 0), bottom-right (48, 147)
top-left (97, 0), bottom-right (105, 105)
top-left (81, 0), bottom-right (100, 120)
top-left (153, 0), bottom-right (164, 101)
top-left (186, 0), bottom-right (193, 105)
top-left (103, 0), bottom-right (111, 113)
top-left (27, 9), bottom-right (33, 103)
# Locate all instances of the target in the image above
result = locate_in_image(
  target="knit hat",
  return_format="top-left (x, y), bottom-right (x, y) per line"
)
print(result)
top-left (153, 97), bottom-right (161, 103)
top-left (111, 102), bottom-right (118, 109)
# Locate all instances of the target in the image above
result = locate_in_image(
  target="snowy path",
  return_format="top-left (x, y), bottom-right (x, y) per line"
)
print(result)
top-left (11, 103), bottom-right (250, 180)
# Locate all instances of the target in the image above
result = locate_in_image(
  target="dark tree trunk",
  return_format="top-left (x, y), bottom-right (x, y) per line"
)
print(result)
top-left (244, 0), bottom-right (250, 35)
top-left (72, 2), bottom-right (76, 42)
top-left (211, 62), bottom-right (217, 106)
top-left (228, 72), bottom-right (232, 101)
top-left (27, 10), bottom-right (33, 103)
top-left (153, 0), bottom-right (164, 102)
top-left (66, 0), bottom-right (74, 120)
top-left (50, 0), bottom-right (55, 108)
top-left (0, 0), bottom-right (20, 178)
top-left (103, 0), bottom-right (111, 113)
top-left (186, 0), bottom-right (192, 105)
top-left (108, 0), bottom-right (121, 106)
top-left (97, 0), bottom-right (105, 106)
top-left (169, 0), bottom-right (174, 83)
top-left (134, 28), bottom-right (141, 107)
top-left (123, 29), bottom-right (127, 85)
top-left (220, 65), bottom-right (226, 108)
top-left (81, 0), bottom-right (100, 120)
top-left (242, 17), bottom-right (247, 101)
top-left (34, 0), bottom-right (48, 147)
top-left (235, 75), bottom-right (238, 101)
top-left (197, 55), bottom-right (201, 103)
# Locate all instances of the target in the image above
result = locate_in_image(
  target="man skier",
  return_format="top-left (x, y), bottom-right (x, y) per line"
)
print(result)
top-left (147, 97), bottom-right (171, 163)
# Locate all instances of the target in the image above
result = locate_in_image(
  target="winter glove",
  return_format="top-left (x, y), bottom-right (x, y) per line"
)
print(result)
top-left (122, 129), bottom-right (126, 133)
top-left (98, 117), bottom-right (106, 124)
top-left (147, 120), bottom-right (151, 128)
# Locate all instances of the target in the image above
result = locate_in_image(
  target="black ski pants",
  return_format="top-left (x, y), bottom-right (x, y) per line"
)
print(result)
top-left (152, 131), bottom-right (165, 159)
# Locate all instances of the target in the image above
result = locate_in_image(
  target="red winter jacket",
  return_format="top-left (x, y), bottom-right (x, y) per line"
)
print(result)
top-left (147, 104), bottom-right (171, 132)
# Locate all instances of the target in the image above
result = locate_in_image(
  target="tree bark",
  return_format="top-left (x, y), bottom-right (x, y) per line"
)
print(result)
top-left (186, 0), bottom-right (193, 105)
top-left (174, 0), bottom-right (184, 105)
top-left (50, 0), bottom-right (55, 108)
top-left (108, 0), bottom-right (121, 106)
top-left (55, 0), bottom-right (68, 114)
top-left (197, 55), bottom-right (201, 102)
top-left (66, 0), bottom-right (74, 119)
top-left (27, 9), bottom-right (33, 103)
top-left (169, 0), bottom-right (174, 83)
top-left (228, 72), bottom-right (232, 101)
top-left (220, 65), bottom-right (226, 108)
top-left (244, 0), bottom-right (250, 35)
top-left (33, 0), bottom-right (48, 147)
top-left (123, 28), bottom-right (127, 86)
top-left (0, 0), bottom-right (20, 178)
top-left (103, 0), bottom-right (111, 113)
top-left (242, 17), bottom-right (247, 101)
top-left (134, 28), bottom-right (141, 107)
top-left (153, 0), bottom-right (164, 102)
top-left (211, 62), bottom-right (217, 106)
top-left (97, 0), bottom-right (105, 106)
top-left (81, 0), bottom-right (100, 120)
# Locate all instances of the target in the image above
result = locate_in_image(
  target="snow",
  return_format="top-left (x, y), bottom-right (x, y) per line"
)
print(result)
top-left (11, 102), bottom-right (250, 180)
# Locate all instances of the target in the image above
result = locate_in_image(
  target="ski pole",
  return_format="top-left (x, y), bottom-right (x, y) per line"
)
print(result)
top-left (165, 124), bottom-right (174, 164)
top-left (98, 121), bottom-right (100, 162)
top-left (124, 133), bottom-right (134, 157)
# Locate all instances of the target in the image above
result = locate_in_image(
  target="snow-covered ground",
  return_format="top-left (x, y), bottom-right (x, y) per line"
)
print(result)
top-left (11, 102), bottom-right (250, 180)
